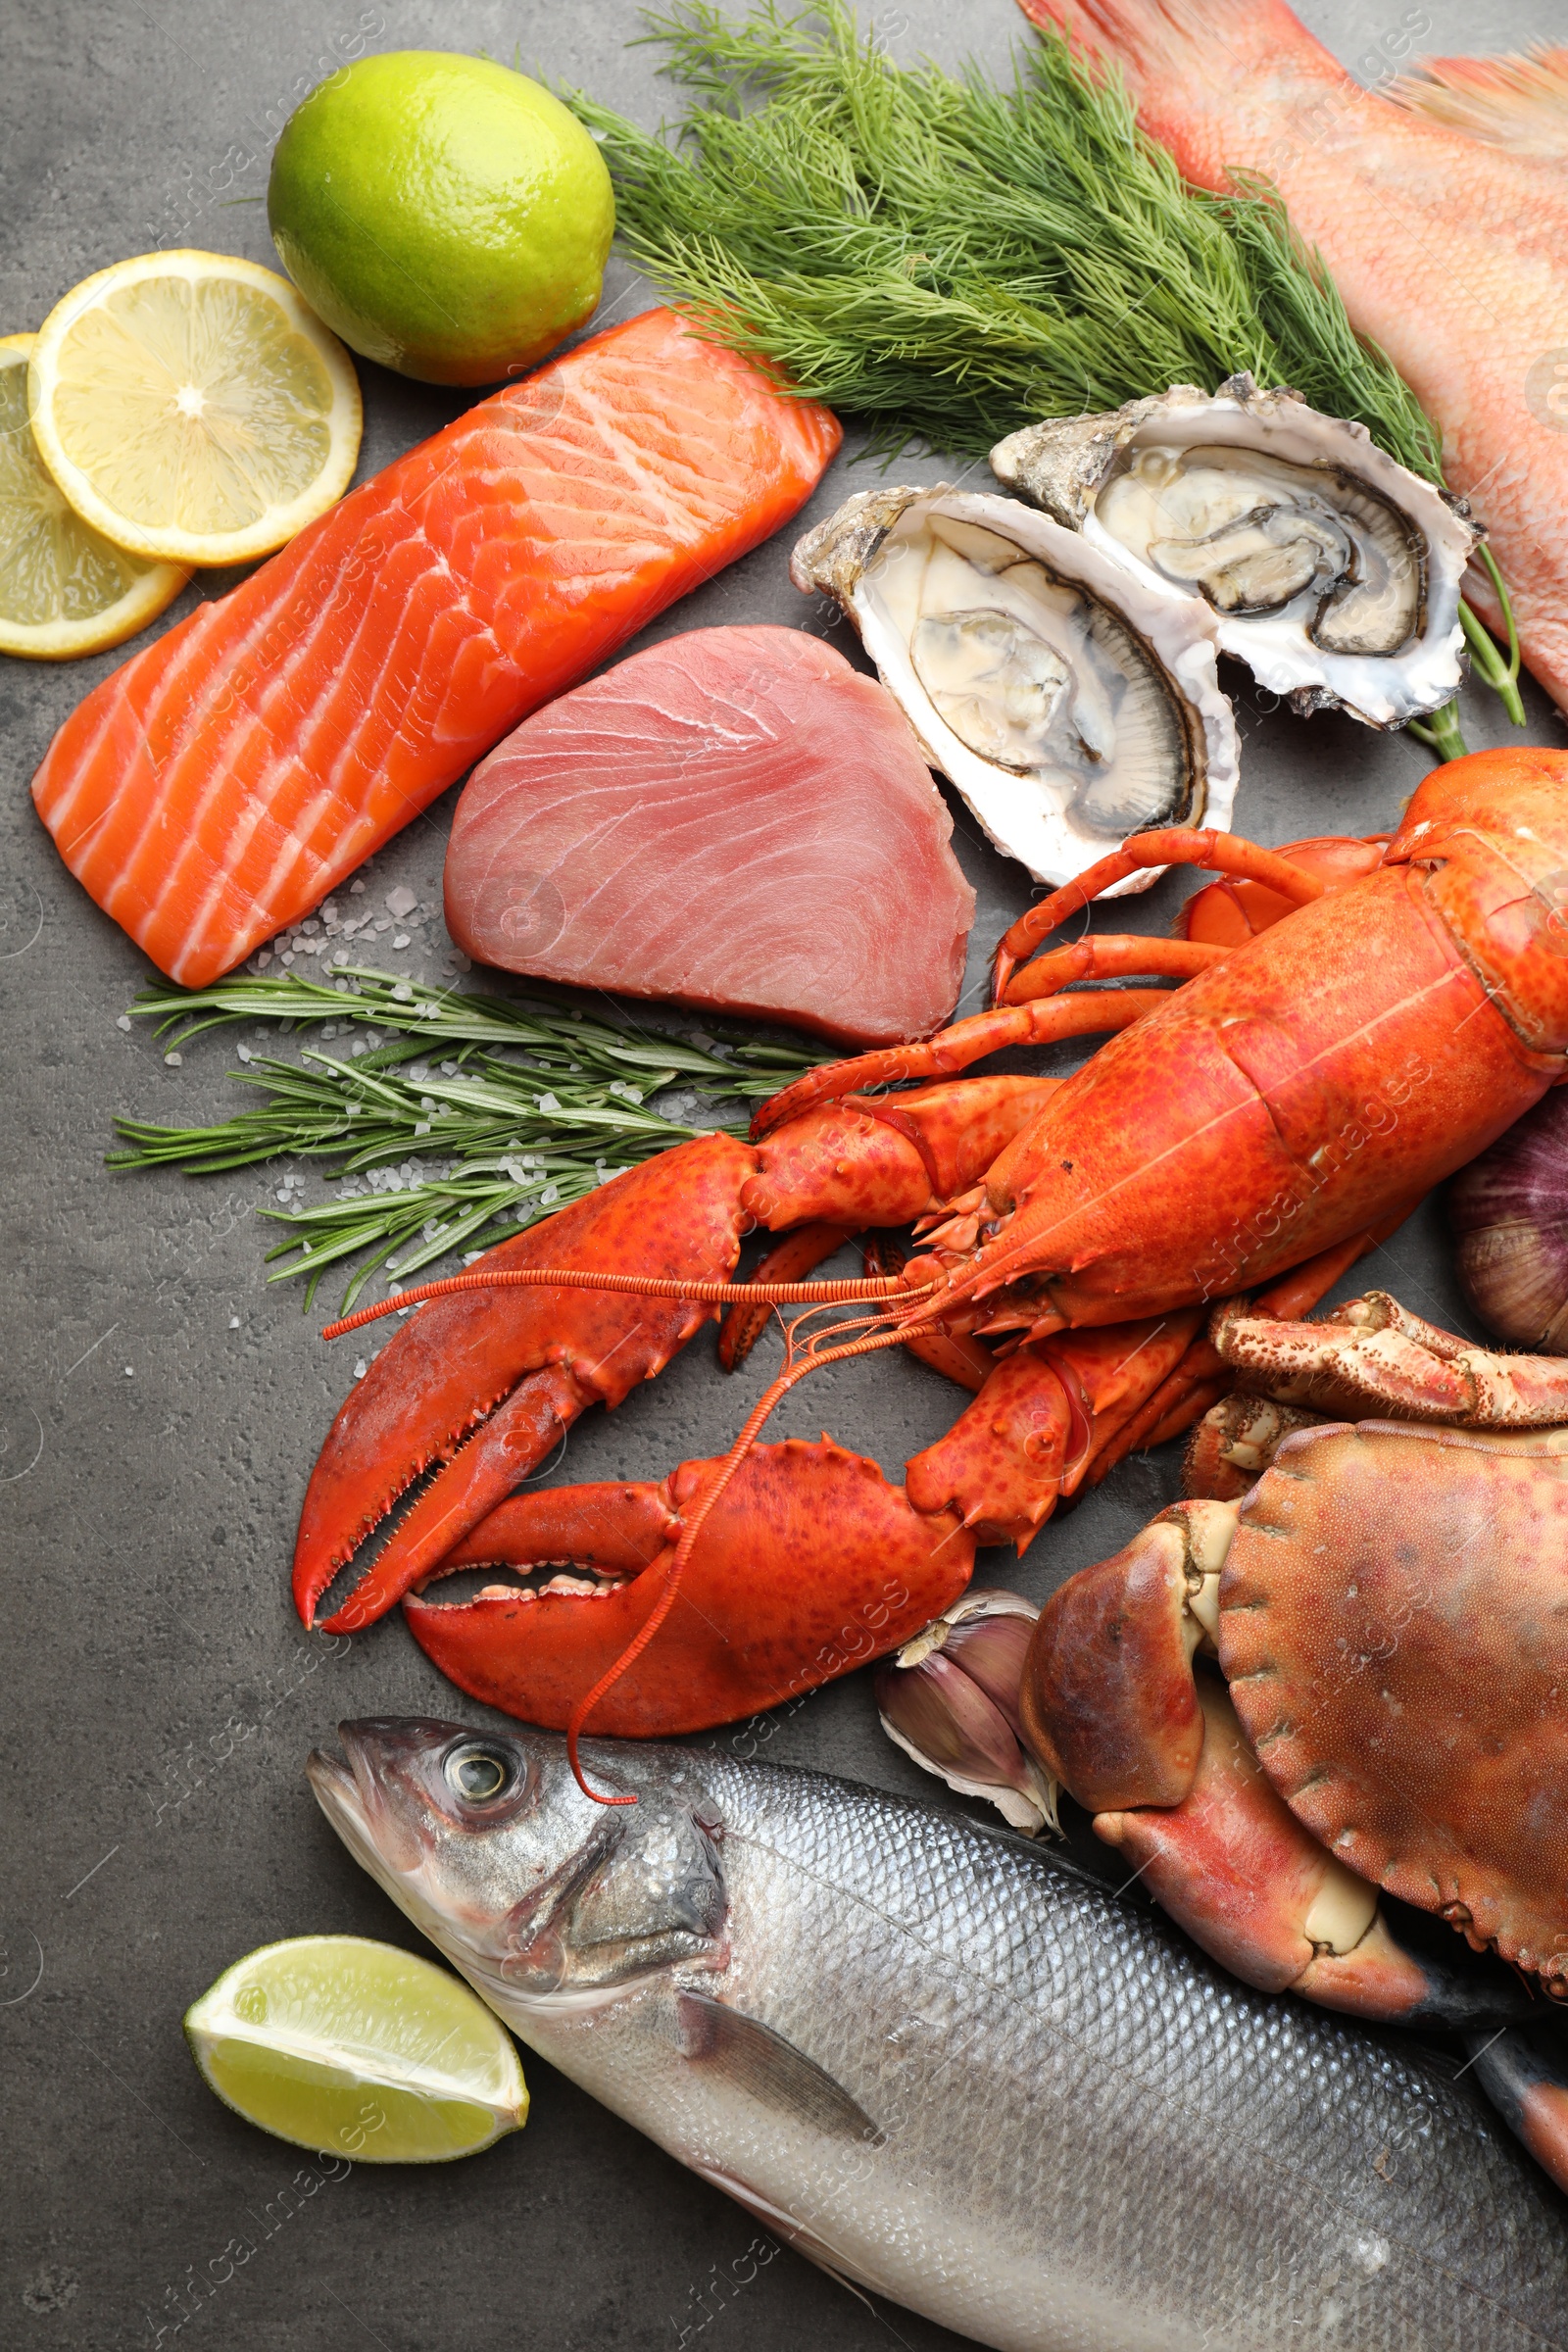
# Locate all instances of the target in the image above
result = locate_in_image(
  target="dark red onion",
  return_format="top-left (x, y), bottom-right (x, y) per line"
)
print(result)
top-left (1448, 1088), bottom-right (1568, 1349)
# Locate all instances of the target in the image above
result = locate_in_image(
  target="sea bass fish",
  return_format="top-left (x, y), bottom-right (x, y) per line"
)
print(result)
top-left (1014, 0), bottom-right (1568, 713)
top-left (308, 1719), bottom-right (1568, 2352)
top-left (30, 309), bottom-right (840, 987)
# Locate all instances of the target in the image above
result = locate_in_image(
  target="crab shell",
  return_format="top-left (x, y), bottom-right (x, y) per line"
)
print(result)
top-left (991, 376), bottom-right (1477, 728)
top-left (1219, 1420), bottom-right (1568, 1991)
top-left (790, 483), bottom-right (1241, 895)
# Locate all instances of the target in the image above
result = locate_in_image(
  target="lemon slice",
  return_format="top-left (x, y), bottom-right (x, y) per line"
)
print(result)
top-left (184, 1935), bottom-right (527, 2163)
top-left (28, 253), bottom-right (363, 566)
top-left (0, 334), bottom-right (187, 659)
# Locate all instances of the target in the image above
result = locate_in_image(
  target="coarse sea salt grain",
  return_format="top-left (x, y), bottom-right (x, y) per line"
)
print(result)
top-left (117, 1014), bottom-right (131, 1032)
top-left (385, 886), bottom-right (417, 920)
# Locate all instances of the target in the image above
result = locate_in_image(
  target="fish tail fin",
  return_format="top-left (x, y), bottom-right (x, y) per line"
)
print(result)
top-left (1012, 0), bottom-right (1350, 191)
top-left (1014, 0), bottom-right (1336, 83)
top-left (1388, 47), bottom-right (1568, 160)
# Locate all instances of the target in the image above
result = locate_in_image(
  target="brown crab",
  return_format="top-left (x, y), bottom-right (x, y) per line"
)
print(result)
top-left (1011, 1288), bottom-right (1568, 2191)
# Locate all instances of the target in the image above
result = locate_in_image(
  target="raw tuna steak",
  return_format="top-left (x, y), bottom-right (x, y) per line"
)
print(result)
top-left (443, 624), bottom-right (975, 1045)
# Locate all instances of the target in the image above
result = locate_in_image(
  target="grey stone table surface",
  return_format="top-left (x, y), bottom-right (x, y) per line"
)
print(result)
top-left (2, 2), bottom-right (1563, 2346)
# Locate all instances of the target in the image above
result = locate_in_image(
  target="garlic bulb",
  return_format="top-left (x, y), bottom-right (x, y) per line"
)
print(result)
top-left (1448, 1089), bottom-right (1568, 1349)
top-left (874, 1590), bottom-right (1058, 1835)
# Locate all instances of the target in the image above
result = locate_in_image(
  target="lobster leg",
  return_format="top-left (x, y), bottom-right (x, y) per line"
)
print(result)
top-left (991, 826), bottom-right (1329, 999)
top-left (753, 994), bottom-right (1172, 1133)
top-left (1079, 1217), bottom-right (1411, 1490)
top-left (1002, 935), bottom-right (1227, 1003)
top-left (757, 848), bottom-right (1343, 1132)
top-left (1177, 833), bottom-right (1389, 948)
top-left (402, 1439), bottom-right (977, 1735)
top-left (718, 1222), bottom-right (858, 1373)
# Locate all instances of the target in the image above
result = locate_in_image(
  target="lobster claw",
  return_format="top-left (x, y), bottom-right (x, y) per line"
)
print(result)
top-left (294, 1138), bottom-right (756, 1632)
top-left (404, 1439), bottom-right (978, 1735)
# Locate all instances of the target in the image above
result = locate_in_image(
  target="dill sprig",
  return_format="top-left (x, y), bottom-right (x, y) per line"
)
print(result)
top-left (569, 3), bottom-right (1524, 738)
top-left (574, 3), bottom-right (1438, 468)
top-left (109, 967), bottom-right (826, 1310)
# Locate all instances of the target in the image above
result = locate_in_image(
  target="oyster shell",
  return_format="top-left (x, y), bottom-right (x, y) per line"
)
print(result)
top-left (990, 376), bottom-right (1477, 728)
top-left (790, 486), bottom-right (1240, 891)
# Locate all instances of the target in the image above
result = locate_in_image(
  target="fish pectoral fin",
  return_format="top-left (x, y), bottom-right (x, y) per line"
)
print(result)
top-left (674, 1988), bottom-right (883, 2146)
top-left (688, 2163), bottom-right (882, 2309)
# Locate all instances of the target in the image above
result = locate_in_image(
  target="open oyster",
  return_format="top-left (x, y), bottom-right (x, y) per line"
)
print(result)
top-left (991, 378), bottom-right (1477, 728)
top-left (790, 486), bottom-right (1240, 890)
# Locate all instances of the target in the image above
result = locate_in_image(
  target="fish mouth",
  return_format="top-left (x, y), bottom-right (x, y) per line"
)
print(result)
top-left (306, 1737), bottom-right (387, 1885)
top-left (305, 1740), bottom-right (361, 1824)
top-left (306, 1719), bottom-right (455, 1886)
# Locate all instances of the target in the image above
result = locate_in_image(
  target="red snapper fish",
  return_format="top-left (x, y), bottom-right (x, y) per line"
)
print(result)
top-left (1014, 0), bottom-right (1568, 713)
top-left (1392, 47), bottom-right (1568, 162)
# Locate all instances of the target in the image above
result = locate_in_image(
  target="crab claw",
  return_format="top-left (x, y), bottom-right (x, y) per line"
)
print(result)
top-left (1211, 1289), bottom-right (1568, 1428)
top-left (294, 1137), bottom-right (756, 1633)
top-left (403, 1438), bottom-right (977, 1735)
top-left (1466, 2026), bottom-right (1568, 2199)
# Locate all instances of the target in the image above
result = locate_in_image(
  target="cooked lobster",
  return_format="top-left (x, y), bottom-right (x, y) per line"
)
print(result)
top-left (294, 748), bottom-right (1568, 1774)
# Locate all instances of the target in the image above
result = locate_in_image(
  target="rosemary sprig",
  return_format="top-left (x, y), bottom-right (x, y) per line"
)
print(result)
top-left (569, 2), bottom-right (1523, 742)
top-left (110, 967), bottom-right (827, 1309)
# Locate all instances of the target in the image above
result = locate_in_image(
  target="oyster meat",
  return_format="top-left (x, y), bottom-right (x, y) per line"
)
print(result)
top-left (991, 376), bottom-right (1477, 728)
top-left (790, 486), bottom-right (1240, 890)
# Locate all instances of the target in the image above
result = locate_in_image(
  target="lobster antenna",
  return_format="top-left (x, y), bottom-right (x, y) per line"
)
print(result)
top-left (319, 1264), bottom-right (927, 1342)
top-left (565, 1308), bottom-right (912, 1804)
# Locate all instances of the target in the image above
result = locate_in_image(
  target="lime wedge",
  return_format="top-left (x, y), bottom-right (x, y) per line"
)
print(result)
top-left (184, 1935), bottom-right (527, 2164)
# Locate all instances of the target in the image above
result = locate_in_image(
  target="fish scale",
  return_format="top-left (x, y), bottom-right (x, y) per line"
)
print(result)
top-left (312, 1726), bottom-right (1568, 2352)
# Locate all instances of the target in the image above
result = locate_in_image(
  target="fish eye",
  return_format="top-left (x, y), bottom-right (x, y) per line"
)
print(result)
top-left (445, 1745), bottom-right (514, 1803)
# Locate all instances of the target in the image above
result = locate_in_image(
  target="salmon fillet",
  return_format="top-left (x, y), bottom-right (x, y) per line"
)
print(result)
top-left (1015, 0), bottom-right (1568, 713)
top-left (31, 308), bottom-right (841, 986)
top-left (443, 623), bottom-right (975, 1044)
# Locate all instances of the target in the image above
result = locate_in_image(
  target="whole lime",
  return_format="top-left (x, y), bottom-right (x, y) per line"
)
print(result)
top-left (268, 52), bottom-right (614, 387)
